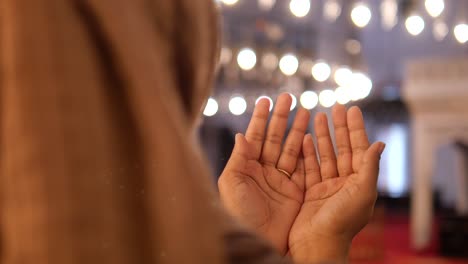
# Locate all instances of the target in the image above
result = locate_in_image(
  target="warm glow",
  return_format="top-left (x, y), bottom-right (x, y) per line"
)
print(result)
top-left (334, 67), bottom-right (353, 87)
top-left (323, 0), bottom-right (342, 22)
top-left (425, 0), bottom-right (445, 18)
top-left (345, 39), bottom-right (362, 55)
top-left (300, 91), bottom-right (319, 110)
top-left (335, 87), bottom-right (351, 105)
top-left (433, 20), bottom-right (448, 41)
top-left (220, 47), bottom-right (232, 65)
top-left (262, 52), bottom-right (279, 71)
top-left (299, 59), bottom-right (314, 76)
top-left (319, 90), bottom-right (336, 108)
top-left (229, 96), bottom-right (247, 115)
top-left (312, 61), bottom-right (331, 82)
top-left (454, 23), bottom-right (468, 44)
top-left (203, 98), bottom-right (219, 117)
top-left (289, 0), bottom-right (310, 18)
top-left (258, 0), bottom-right (276, 11)
top-left (256, 96), bottom-right (274, 111)
top-left (351, 3), bottom-right (372, 28)
top-left (381, 0), bottom-right (398, 30)
top-left (279, 54), bottom-right (299, 76)
top-left (221, 0), bottom-right (239, 6)
top-left (405, 15), bottom-right (425, 36)
top-left (237, 48), bottom-right (257, 71)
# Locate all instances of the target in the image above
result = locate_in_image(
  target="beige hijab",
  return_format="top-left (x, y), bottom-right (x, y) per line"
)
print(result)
top-left (0, 0), bottom-right (237, 263)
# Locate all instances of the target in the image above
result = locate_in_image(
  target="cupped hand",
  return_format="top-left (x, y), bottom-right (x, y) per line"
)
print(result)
top-left (218, 93), bottom-right (310, 254)
top-left (288, 105), bottom-right (385, 263)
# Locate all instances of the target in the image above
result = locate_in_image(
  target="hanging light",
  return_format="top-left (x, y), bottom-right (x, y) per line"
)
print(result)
top-left (237, 48), bottom-right (257, 71)
top-left (351, 2), bottom-right (372, 28)
top-left (406, 15), bottom-right (425, 36)
top-left (335, 87), bottom-right (351, 105)
top-left (289, 93), bottom-right (297, 111)
top-left (300, 91), bottom-right (319, 110)
top-left (203, 98), bottom-right (219, 117)
top-left (279, 54), bottom-right (299, 76)
top-left (425, 0), bottom-right (445, 18)
top-left (319, 90), bottom-right (337, 108)
top-left (349, 72), bottom-right (373, 100)
top-left (289, 0), bottom-right (311, 18)
top-left (381, 0), bottom-right (398, 31)
top-left (312, 61), bottom-right (331, 82)
top-left (433, 20), bottom-right (449, 41)
top-left (334, 66), bottom-right (353, 87)
top-left (454, 23), bottom-right (468, 44)
top-left (229, 96), bottom-right (247, 115)
top-left (255, 96), bottom-right (274, 111)
top-left (221, 0), bottom-right (239, 6)
top-left (258, 0), bottom-right (276, 11)
top-left (323, 0), bottom-right (342, 23)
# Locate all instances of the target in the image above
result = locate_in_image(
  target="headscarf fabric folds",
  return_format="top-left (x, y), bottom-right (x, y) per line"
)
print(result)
top-left (0, 0), bottom-right (290, 263)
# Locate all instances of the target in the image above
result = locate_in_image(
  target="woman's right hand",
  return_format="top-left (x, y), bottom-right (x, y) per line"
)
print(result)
top-left (218, 93), bottom-right (310, 255)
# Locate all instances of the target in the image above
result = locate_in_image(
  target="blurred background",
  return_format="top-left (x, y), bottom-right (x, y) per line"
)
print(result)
top-left (199, 0), bottom-right (468, 263)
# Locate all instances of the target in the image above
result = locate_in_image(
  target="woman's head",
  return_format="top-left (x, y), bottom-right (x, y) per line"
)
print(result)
top-left (1, 0), bottom-right (225, 263)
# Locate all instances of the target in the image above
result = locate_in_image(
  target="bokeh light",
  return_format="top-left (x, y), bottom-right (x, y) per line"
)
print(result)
top-left (351, 3), bottom-right (372, 28)
top-left (425, 0), bottom-right (445, 18)
top-left (203, 98), bottom-right (219, 117)
top-left (237, 48), bottom-right (257, 70)
top-left (229, 96), bottom-right (247, 115)
top-left (289, 0), bottom-right (310, 18)
top-left (335, 87), bottom-right (351, 105)
top-left (406, 15), bottom-right (425, 36)
top-left (319, 89), bottom-right (337, 108)
top-left (279, 54), bottom-right (299, 76)
top-left (255, 95), bottom-right (274, 111)
top-left (312, 61), bottom-right (332, 82)
top-left (289, 93), bottom-right (297, 111)
top-left (334, 66), bottom-right (353, 87)
top-left (300, 91), bottom-right (319, 110)
top-left (454, 23), bottom-right (468, 44)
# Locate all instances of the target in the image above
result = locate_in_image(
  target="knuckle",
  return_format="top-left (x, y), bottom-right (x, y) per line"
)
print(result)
top-left (283, 145), bottom-right (299, 157)
top-left (266, 134), bottom-right (283, 145)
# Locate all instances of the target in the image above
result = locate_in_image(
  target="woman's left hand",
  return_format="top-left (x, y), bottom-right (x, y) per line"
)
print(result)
top-left (218, 93), bottom-right (310, 254)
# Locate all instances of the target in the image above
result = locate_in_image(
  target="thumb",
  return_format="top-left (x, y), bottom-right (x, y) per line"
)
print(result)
top-left (224, 133), bottom-right (254, 173)
top-left (231, 133), bottom-right (253, 159)
top-left (357, 142), bottom-right (386, 189)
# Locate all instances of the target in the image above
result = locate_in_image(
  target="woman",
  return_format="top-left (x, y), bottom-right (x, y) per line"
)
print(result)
top-left (0, 0), bottom-right (384, 263)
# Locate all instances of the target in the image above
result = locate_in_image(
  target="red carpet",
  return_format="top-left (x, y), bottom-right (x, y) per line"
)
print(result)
top-left (350, 210), bottom-right (468, 264)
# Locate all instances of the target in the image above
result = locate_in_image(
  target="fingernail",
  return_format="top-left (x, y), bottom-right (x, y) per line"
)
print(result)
top-left (235, 133), bottom-right (241, 143)
top-left (378, 143), bottom-right (386, 155)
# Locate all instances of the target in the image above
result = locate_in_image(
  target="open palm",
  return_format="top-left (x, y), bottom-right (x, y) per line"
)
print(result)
top-left (218, 94), bottom-right (310, 254)
top-left (289, 105), bottom-right (385, 261)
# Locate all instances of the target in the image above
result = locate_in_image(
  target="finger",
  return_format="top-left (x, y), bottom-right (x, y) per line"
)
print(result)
top-left (332, 105), bottom-right (353, 177)
top-left (314, 113), bottom-right (338, 180)
top-left (245, 98), bottom-right (270, 160)
top-left (276, 108), bottom-right (310, 175)
top-left (347, 106), bottom-right (370, 172)
top-left (357, 142), bottom-right (385, 192)
top-left (291, 154), bottom-right (305, 192)
top-left (303, 134), bottom-right (321, 188)
top-left (260, 93), bottom-right (292, 166)
top-left (222, 133), bottom-right (254, 176)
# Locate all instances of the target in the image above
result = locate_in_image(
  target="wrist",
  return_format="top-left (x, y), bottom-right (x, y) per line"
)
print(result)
top-left (290, 236), bottom-right (351, 264)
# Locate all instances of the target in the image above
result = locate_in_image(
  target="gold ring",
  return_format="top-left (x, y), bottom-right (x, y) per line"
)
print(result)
top-left (277, 168), bottom-right (292, 178)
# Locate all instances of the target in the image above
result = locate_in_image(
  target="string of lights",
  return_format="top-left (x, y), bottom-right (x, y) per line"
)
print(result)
top-left (206, 0), bottom-right (468, 117)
